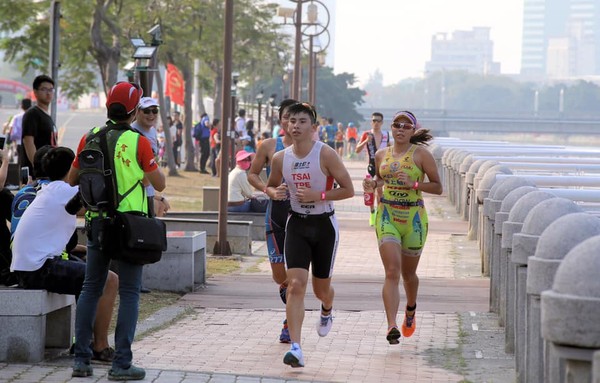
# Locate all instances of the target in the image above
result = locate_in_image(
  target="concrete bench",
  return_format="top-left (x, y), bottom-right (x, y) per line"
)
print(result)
top-left (166, 211), bottom-right (265, 241)
top-left (159, 217), bottom-right (252, 256)
top-left (142, 231), bottom-right (207, 293)
top-left (0, 287), bottom-right (75, 362)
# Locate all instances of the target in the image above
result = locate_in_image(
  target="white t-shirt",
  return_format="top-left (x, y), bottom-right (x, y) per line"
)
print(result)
top-left (228, 167), bottom-right (254, 202)
top-left (10, 181), bottom-right (79, 272)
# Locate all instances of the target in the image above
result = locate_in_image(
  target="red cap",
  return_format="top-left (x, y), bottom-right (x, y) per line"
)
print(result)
top-left (106, 82), bottom-right (144, 114)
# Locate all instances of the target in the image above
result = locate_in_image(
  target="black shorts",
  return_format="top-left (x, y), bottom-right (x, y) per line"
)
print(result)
top-left (335, 142), bottom-right (344, 149)
top-left (16, 257), bottom-right (86, 297)
top-left (266, 199), bottom-right (291, 262)
top-left (284, 212), bottom-right (338, 279)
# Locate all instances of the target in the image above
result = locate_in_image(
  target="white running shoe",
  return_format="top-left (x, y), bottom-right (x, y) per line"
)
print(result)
top-left (316, 313), bottom-right (333, 337)
top-left (283, 342), bottom-right (305, 368)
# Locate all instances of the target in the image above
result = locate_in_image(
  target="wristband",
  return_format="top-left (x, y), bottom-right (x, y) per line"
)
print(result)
top-left (321, 191), bottom-right (326, 201)
top-left (412, 181), bottom-right (419, 190)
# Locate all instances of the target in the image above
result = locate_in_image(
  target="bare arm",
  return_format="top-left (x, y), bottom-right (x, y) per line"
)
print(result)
top-left (355, 133), bottom-right (368, 153)
top-left (0, 146), bottom-right (9, 187)
top-left (248, 138), bottom-right (274, 191)
top-left (67, 165), bottom-right (79, 186)
top-left (415, 147), bottom-right (443, 195)
top-left (146, 168), bottom-right (166, 192)
top-left (23, 135), bottom-right (36, 166)
top-left (265, 151), bottom-right (288, 200)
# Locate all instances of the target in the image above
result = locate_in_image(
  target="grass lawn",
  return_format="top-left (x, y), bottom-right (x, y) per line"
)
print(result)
top-left (108, 168), bottom-right (242, 332)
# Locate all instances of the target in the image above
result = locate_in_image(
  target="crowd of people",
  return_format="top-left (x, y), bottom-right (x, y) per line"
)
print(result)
top-left (0, 74), bottom-right (443, 375)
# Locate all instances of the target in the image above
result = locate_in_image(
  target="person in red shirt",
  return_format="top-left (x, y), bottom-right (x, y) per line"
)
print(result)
top-left (69, 82), bottom-right (165, 381)
top-left (345, 122), bottom-right (358, 158)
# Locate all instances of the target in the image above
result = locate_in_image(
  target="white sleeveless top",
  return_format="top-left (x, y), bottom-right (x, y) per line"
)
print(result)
top-left (283, 141), bottom-right (335, 215)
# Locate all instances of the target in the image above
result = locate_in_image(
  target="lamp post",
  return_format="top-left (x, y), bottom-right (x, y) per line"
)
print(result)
top-left (267, 93), bottom-right (276, 131)
top-left (256, 90), bottom-right (264, 132)
top-left (300, 0), bottom-right (330, 106)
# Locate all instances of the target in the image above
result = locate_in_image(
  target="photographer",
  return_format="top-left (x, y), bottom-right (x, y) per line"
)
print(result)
top-left (68, 82), bottom-right (165, 380)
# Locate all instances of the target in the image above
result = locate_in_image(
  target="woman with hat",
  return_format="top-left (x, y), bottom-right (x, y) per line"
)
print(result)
top-left (362, 110), bottom-right (442, 345)
top-left (227, 150), bottom-right (257, 212)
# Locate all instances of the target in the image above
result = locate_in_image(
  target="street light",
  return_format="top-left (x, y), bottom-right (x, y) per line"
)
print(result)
top-left (256, 90), bottom-right (264, 132)
top-left (267, 93), bottom-right (276, 131)
top-left (299, 0), bottom-right (330, 106)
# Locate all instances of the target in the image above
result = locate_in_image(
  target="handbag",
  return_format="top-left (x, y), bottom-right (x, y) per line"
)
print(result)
top-left (104, 211), bottom-right (167, 265)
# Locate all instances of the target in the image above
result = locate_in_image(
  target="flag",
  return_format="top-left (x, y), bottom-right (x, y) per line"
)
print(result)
top-left (165, 63), bottom-right (185, 106)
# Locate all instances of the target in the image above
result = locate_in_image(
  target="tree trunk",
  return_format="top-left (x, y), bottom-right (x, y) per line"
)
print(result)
top-left (155, 66), bottom-right (178, 176)
top-left (182, 63), bottom-right (197, 171)
top-left (90, 0), bottom-right (121, 95)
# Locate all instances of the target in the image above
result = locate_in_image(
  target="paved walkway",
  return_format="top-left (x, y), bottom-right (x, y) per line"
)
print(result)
top-left (0, 158), bottom-right (515, 382)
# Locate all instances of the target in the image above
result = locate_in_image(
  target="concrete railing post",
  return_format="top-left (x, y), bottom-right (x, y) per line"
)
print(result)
top-left (511, 198), bottom-right (583, 382)
top-left (542, 235), bottom-right (600, 383)
top-left (502, 191), bottom-right (556, 353)
top-left (528, 213), bottom-right (600, 383)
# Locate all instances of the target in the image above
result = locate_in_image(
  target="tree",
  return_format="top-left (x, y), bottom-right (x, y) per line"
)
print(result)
top-left (314, 66), bottom-right (364, 124)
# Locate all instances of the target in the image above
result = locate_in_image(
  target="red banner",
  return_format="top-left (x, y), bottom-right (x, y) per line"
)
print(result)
top-left (165, 63), bottom-right (185, 106)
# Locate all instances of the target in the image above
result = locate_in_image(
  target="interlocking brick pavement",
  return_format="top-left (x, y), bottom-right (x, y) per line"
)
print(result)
top-left (0, 158), bottom-right (515, 382)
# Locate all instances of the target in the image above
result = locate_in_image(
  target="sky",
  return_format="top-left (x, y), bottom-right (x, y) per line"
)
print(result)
top-left (332, 0), bottom-right (524, 86)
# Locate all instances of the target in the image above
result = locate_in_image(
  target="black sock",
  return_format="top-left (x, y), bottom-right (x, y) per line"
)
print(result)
top-left (321, 304), bottom-right (332, 316)
top-left (406, 303), bottom-right (417, 312)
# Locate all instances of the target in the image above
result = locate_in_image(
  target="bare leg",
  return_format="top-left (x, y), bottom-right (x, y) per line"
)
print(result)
top-left (379, 242), bottom-right (402, 328)
top-left (92, 271), bottom-right (118, 351)
top-left (401, 250), bottom-right (422, 309)
top-left (270, 262), bottom-right (287, 286)
top-left (286, 268), bottom-right (309, 345)
top-left (312, 276), bottom-right (334, 313)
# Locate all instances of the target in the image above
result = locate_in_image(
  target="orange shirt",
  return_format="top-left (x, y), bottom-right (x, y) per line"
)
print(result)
top-left (346, 126), bottom-right (358, 140)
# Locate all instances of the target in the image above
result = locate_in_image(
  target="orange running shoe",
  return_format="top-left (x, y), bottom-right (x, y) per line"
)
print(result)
top-left (401, 312), bottom-right (416, 337)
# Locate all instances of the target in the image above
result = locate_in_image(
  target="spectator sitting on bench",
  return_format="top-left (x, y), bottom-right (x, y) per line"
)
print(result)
top-left (227, 150), bottom-right (267, 213)
top-left (0, 144), bottom-right (13, 286)
top-left (10, 146), bottom-right (118, 363)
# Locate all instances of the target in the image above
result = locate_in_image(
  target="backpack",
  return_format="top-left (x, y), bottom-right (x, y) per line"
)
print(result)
top-left (193, 123), bottom-right (202, 140)
top-left (78, 124), bottom-right (138, 215)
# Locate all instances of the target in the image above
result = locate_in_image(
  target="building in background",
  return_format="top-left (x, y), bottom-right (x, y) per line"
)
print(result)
top-left (521, 0), bottom-right (600, 78)
top-left (425, 27), bottom-right (500, 75)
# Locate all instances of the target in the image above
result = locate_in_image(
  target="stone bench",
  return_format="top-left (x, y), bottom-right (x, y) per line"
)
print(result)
top-left (159, 217), bottom-right (252, 256)
top-left (166, 211), bottom-right (265, 241)
top-left (142, 231), bottom-right (207, 293)
top-left (0, 287), bottom-right (75, 362)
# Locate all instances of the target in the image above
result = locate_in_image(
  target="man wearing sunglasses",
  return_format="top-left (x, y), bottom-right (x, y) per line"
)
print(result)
top-left (355, 112), bottom-right (392, 225)
top-left (131, 97), bottom-right (169, 218)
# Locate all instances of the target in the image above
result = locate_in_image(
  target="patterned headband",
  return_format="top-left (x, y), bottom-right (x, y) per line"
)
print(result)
top-left (392, 111), bottom-right (417, 126)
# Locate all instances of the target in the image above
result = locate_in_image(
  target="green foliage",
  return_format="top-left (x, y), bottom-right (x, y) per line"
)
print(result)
top-left (315, 66), bottom-right (365, 124)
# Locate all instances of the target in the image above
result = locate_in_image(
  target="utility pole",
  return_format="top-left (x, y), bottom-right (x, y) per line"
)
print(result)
top-left (215, 0), bottom-right (234, 256)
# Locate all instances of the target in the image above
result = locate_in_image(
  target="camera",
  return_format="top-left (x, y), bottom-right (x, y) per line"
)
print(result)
top-left (65, 191), bottom-right (83, 215)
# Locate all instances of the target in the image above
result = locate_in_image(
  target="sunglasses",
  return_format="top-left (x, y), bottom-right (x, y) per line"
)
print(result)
top-left (142, 108), bottom-right (159, 115)
top-left (371, 119), bottom-right (382, 123)
top-left (391, 122), bottom-right (415, 130)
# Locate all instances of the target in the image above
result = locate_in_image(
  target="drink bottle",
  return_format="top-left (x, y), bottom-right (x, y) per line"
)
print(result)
top-left (364, 174), bottom-right (374, 206)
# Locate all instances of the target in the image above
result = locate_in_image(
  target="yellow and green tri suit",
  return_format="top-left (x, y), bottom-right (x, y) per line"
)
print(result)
top-left (376, 145), bottom-right (428, 253)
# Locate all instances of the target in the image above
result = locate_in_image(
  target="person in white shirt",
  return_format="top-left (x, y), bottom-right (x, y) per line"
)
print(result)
top-left (10, 146), bottom-right (118, 362)
top-left (227, 150), bottom-right (256, 212)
